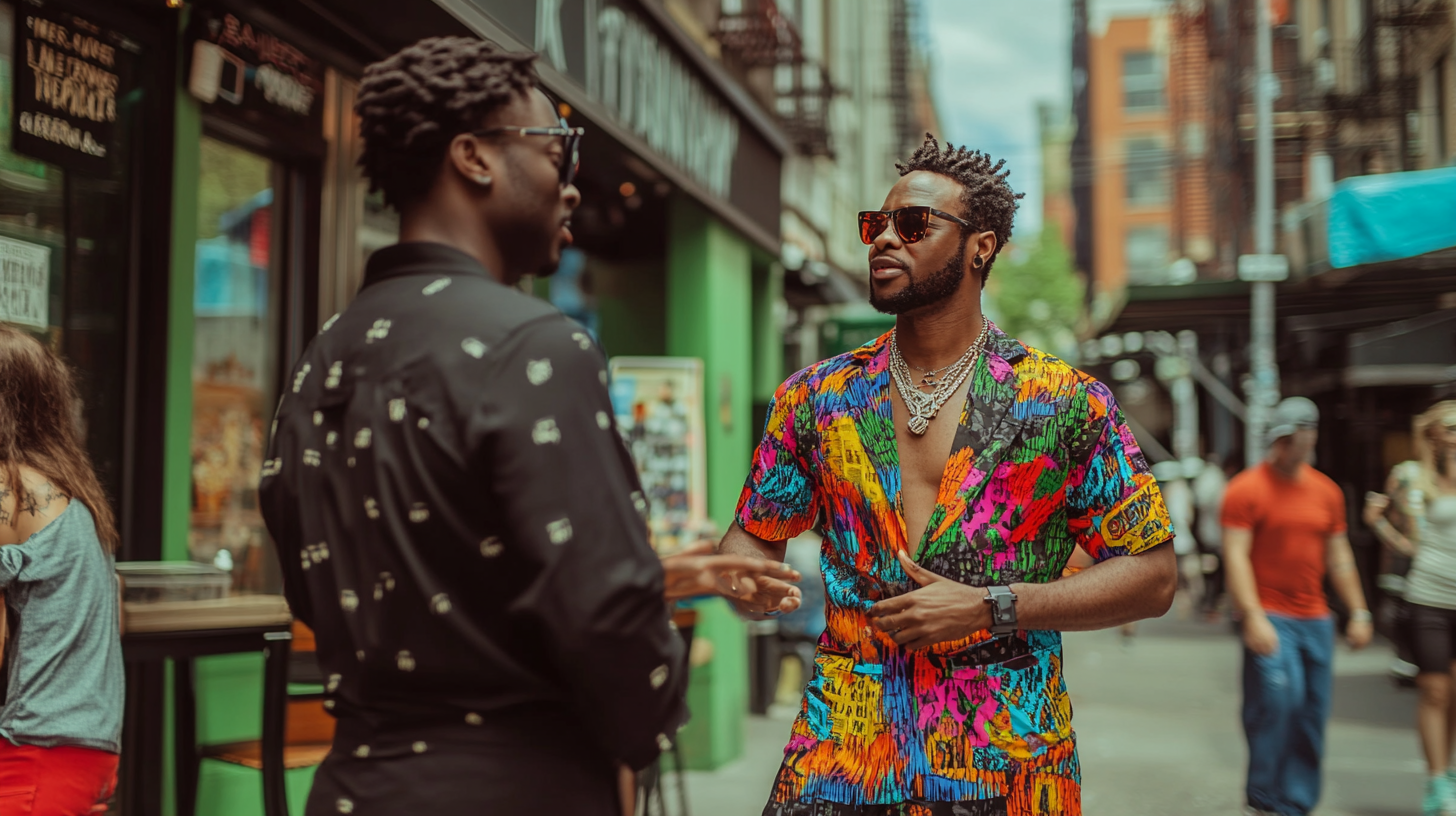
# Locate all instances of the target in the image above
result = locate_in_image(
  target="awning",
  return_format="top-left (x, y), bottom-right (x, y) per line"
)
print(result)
top-left (1328, 166), bottom-right (1456, 269)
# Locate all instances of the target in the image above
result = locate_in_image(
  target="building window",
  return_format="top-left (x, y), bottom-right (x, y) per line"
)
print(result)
top-left (1123, 51), bottom-right (1165, 111)
top-left (1126, 225), bottom-right (1171, 285)
top-left (1125, 137), bottom-right (1170, 205)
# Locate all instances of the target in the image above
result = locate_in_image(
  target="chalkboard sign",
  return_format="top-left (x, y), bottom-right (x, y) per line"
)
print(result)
top-left (10, 5), bottom-right (137, 175)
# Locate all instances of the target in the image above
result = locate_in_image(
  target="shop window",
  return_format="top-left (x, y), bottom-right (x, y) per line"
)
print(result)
top-left (0, 0), bottom-right (138, 520)
top-left (1126, 225), bottom-right (1171, 285)
top-left (1123, 51), bottom-right (1165, 112)
top-left (189, 136), bottom-right (282, 592)
top-left (1125, 137), bottom-right (1170, 206)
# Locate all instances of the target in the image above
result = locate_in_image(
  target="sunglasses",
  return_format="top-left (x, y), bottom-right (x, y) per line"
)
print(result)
top-left (858, 206), bottom-right (975, 245)
top-left (472, 120), bottom-right (585, 186)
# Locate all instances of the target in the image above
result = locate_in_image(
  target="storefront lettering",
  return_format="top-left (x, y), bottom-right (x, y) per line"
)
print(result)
top-left (255, 65), bottom-right (314, 115)
top-left (17, 111), bottom-right (106, 157)
top-left (596, 6), bottom-right (739, 199)
top-left (11, 9), bottom-right (131, 172)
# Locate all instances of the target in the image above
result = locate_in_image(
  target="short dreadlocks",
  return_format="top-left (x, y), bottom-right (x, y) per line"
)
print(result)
top-left (896, 134), bottom-right (1024, 283)
top-left (356, 37), bottom-right (540, 209)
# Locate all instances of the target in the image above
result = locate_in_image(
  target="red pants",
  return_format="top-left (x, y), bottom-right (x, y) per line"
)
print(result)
top-left (0, 742), bottom-right (118, 815)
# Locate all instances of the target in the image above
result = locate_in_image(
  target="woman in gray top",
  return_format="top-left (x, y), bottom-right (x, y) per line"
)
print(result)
top-left (1366, 401), bottom-right (1456, 816)
top-left (0, 324), bottom-right (122, 814)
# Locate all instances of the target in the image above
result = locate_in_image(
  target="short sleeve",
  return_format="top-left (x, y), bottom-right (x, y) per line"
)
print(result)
top-left (1066, 385), bottom-right (1174, 561)
top-left (734, 371), bottom-right (819, 542)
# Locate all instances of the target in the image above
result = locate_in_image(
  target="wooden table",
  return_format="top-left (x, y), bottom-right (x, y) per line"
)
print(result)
top-left (120, 622), bottom-right (293, 816)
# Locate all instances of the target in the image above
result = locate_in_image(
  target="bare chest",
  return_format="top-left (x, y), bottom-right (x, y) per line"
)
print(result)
top-left (890, 376), bottom-right (971, 554)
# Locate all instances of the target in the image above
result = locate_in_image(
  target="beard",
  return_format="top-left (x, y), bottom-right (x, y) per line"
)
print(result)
top-left (869, 240), bottom-right (969, 315)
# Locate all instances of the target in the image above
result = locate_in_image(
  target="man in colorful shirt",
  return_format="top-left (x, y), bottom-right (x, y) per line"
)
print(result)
top-left (720, 136), bottom-right (1178, 816)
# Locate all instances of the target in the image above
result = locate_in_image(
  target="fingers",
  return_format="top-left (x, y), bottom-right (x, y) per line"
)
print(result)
top-left (896, 549), bottom-right (943, 586)
top-left (674, 541), bottom-right (716, 558)
top-left (700, 554), bottom-right (801, 582)
top-left (869, 595), bottom-right (913, 618)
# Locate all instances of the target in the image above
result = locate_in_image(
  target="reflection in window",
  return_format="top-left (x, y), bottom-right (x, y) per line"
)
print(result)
top-left (1126, 225), bottom-right (1171, 285)
top-left (1123, 51), bottom-right (1165, 111)
top-left (190, 136), bottom-right (281, 594)
top-left (1125, 137), bottom-right (1170, 206)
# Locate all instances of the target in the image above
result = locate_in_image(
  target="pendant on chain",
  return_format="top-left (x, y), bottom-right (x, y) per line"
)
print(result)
top-left (907, 415), bottom-right (931, 435)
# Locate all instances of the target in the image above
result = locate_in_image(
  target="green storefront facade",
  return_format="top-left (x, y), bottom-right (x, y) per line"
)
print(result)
top-left (0, 0), bottom-right (788, 812)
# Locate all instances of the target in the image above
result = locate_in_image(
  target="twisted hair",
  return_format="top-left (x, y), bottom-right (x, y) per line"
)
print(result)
top-left (355, 37), bottom-right (541, 209)
top-left (897, 134), bottom-right (1024, 282)
top-left (0, 325), bottom-right (117, 551)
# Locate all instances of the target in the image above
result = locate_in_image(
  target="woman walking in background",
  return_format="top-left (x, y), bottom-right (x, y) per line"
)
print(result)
top-left (1366, 401), bottom-right (1456, 816)
top-left (0, 325), bottom-right (123, 815)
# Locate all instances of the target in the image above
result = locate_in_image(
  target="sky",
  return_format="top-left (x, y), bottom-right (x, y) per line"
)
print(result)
top-left (924, 0), bottom-right (1072, 238)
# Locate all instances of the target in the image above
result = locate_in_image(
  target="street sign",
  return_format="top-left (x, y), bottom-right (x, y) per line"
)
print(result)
top-left (1238, 254), bottom-right (1290, 282)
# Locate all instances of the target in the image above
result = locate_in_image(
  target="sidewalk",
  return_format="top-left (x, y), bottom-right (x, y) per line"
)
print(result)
top-left (683, 611), bottom-right (1422, 815)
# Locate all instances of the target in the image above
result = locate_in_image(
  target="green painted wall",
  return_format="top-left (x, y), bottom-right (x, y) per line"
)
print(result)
top-left (166, 60), bottom-right (297, 816)
top-left (596, 258), bottom-right (667, 358)
top-left (664, 197), bottom-right (755, 770)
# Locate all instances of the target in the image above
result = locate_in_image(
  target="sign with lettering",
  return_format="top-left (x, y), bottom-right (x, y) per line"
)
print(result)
top-left (186, 9), bottom-right (324, 134)
top-left (0, 236), bottom-right (51, 330)
top-left (593, 3), bottom-right (739, 199)
top-left (11, 6), bottom-right (137, 174)
top-left (463, 0), bottom-right (780, 241)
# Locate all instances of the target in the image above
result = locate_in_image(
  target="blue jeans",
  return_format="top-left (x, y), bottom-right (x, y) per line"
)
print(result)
top-left (1242, 613), bottom-right (1335, 816)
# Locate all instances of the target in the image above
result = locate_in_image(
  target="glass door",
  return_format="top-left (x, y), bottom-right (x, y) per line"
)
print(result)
top-left (189, 135), bottom-right (283, 593)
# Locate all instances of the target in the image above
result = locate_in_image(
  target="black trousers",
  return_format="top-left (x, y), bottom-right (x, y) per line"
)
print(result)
top-left (308, 721), bottom-right (619, 815)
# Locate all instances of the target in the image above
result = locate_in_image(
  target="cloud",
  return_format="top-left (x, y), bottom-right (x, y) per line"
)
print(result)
top-left (925, 0), bottom-right (1072, 236)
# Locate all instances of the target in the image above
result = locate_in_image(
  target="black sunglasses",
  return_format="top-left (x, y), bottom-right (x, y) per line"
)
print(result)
top-left (858, 206), bottom-right (975, 245)
top-left (472, 120), bottom-right (585, 186)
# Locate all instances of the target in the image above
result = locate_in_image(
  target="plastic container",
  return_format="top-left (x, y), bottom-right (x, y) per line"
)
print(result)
top-left (115, 561), bottom-right (232, 604)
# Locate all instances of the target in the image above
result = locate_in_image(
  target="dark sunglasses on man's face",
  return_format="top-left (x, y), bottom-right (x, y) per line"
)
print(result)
top-left (472, 119), bottom-right (585, 186)
top-left (858, 206), bottom-right (975, 245)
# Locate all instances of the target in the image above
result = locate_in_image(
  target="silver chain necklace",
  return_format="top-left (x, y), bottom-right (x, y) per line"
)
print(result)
top-left (889, 318), bottom-right (990, 436)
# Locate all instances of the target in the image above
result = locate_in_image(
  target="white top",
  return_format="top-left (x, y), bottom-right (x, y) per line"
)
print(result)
top-left (1406, 494), bottom-right (1456, 609)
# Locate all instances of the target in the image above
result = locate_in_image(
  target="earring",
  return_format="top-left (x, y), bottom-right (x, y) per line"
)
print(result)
top-left (473, 175), bottom-right (492, 187)
top-left (972, 256), bottom-right (984, 269)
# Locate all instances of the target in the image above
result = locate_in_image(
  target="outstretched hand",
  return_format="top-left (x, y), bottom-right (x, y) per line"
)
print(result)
top-left (868, 550), bottom-right (991, 650)
top-left (661, 542), bottom-right (803, 604)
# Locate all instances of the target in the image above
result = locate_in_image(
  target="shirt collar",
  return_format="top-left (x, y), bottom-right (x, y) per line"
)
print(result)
top-left (361, 242), bottom-right (498, 290)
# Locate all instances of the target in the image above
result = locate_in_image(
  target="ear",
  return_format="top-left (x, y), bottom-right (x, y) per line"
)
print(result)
top-left (971, 230), bottom-right (998, 270)
top-left (446, 133), bottom-right (498, 191)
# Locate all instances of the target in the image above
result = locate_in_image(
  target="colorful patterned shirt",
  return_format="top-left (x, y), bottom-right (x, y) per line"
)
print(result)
top-left (736, 327), bottom-right (1173, 816)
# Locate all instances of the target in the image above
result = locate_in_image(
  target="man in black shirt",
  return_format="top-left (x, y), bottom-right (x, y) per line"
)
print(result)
top-left (259, 37), bottom-right (797, 815)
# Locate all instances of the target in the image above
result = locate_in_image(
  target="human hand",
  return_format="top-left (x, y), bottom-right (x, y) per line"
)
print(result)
top-left (1346, 618), bottom-right (1374, 650)
top-left (1243, 615), bottom-right (1280, 656)
top-left (1362, 492), bottom-right (1390, 528)
top-left (867, 551), bottom-right (991, 650)
top-left (661, 542), bottom-right (802, 606)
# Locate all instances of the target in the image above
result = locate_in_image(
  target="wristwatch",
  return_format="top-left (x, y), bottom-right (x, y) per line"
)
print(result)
top-left (984, 585), bottom-right (1019, 635)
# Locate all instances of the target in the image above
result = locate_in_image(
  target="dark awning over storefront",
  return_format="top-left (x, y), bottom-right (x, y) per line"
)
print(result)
top-left (284, 0), bottom-right (786, 256)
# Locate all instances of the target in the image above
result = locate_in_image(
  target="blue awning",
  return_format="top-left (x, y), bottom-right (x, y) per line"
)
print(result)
top-left (1328, 165), bottom-right (1456, 269)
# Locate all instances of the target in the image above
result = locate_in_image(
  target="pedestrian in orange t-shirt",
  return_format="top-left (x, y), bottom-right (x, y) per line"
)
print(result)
top-left (1222, 397), bottom-right (1373, 816)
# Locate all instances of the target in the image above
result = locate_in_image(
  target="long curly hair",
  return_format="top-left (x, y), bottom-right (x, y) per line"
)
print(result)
top-left (355, 37), bottom-right (541, 209)
top-left (0, 325), bottom-right (117, 551)
top-left (897, 133), bottom-right (1024, 282)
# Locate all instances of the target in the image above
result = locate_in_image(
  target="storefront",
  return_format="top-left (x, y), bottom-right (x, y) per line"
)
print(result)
top-left (5, 0), bottom-right (787, 810)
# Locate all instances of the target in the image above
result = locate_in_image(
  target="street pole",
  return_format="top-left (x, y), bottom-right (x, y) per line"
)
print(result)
top-left (1245, 0), bottom-right (1280, 466)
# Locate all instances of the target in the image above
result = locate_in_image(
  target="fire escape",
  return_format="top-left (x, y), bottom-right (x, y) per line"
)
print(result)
top-left (1320, 0), bottom-right (1452, 171)
top-left (716, 0), bottom-right (835, 157)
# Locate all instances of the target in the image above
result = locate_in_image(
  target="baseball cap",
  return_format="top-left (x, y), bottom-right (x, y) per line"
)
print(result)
top-left (1266, 396), bottom-right (1319, 445)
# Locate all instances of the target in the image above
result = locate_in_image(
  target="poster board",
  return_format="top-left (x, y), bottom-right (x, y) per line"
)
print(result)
top-left (0, 235), bottom-right (49, 329)
top-left (607, 356), bottom-right (708, 553)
